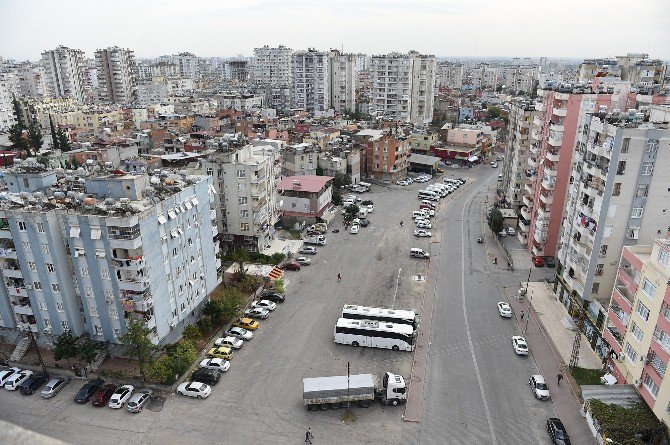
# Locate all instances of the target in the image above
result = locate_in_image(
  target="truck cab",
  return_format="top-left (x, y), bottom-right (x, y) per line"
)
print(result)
top-left (377, 372), bottom-right (407, 406)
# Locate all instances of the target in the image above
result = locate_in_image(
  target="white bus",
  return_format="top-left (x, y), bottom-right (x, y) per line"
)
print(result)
top-left (334, 318), bottom-right (416, 351)
top-left (342, 305), bottom-right (420, 328)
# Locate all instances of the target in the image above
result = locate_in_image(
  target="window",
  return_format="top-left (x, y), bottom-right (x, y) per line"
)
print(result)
top-left (237, 170), bottom-right (246, 179)
top-left (114, 328), bottom-right (121, 337)
top-left (613, 183), bottom-right (621, 196)
top-left (28, 262), bottom-right (36, 271)
top-left (654, 325), bottom-right (670, 352)
top-left (238, 183), bottom-right (245, 191)
top-left (51, 283), bottom-right (59, 293)
top-left (642, 278), bottom-right (657, 300)
top-left (173, 247), bottom-right (178, 257)
top-left (658, 249), bottom-right (669, 266)
top-left (616, 161), bottom-right (626, 175)
top-left (631, 207), bottom-right (644, 218)
top-left (61, 321), bottom-right (68, 330)
top-left (636, 185), bottom-right (649, 197)
top-left (621, 138), bottom-right (630, 153)
top-left (646, 139), bottom-right (659, 153)
top-left (37, 223), bottom-right (44, 233)
top-left (103, 289), bottom-right (113, 299)
top-left (240, 209), bottom-right (249, 218)
top-left (625, 342), bottom-right (638, 363)
top-left (637, 301), bottom-right (650, 321)
top-left (595, 264), bottom-right (604, 276)
top-left (631, 322), bottom-right (644, 342)
top-left (81, 267), bottom-right (89, 277)
top-left (643, 373), bottom-right (659, 399)
top-left (90, 306), bottom-right (98, 317)
top-left (206, 168), bottom-right (213, 176)
top-left (641, 162), bottom-right (654, 176)
top-left (94, 325), bottom-right (103, 335)
top-left (38, 300), bottom-right (47, 310)
top-left (85, 287), bottom-right (94, 297)
top-left (591, 282), bottom-right (600, 294)
top-left (22, 241), bottom-right (30, 251)
top-left (239, 197), bottom-right (247, 205)
top-left (599, 245), bottom-right (608, 257)
top-left (56, 302), bottom-right (64, 312)
top-left (34, 281), bottom-right (42, 290)
top-left (46, 263), bottom-right (55, 273)
top-left (41, 244), bottom-right (50, 254)
top-left (109, 308), bottom-right (118, 319)
top-left (18, 221), bottom-right (26, 231)
top-left (241, 223), bottom-right (250, 231)
top-left (101, 269), bottom-right (109, 280)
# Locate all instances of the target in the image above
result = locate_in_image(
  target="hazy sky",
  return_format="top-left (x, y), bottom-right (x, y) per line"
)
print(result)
top-left (1, 0), bottom-right (668, 61)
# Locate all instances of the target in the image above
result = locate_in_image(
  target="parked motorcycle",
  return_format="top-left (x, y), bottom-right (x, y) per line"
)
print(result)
top-left (477, 237), bottom-right (484, 244)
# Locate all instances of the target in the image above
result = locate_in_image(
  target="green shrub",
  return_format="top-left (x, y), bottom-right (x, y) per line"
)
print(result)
top-left (273, 278), bottom-right (285, 294)
top-left (182, 325), bottom-right (201, 344)
top-left (197, 316), bottom-right (213, 334)
top-left (170, 340), bottom-right (196, 377)
top-left (145, 355), bottom-right (174, 384)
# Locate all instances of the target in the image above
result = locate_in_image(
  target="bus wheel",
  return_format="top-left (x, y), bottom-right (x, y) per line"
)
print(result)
top-left (391, 399), bottom-right (399, 406)
top-left (392, 345), bottom-right (399, 351)
top-left (308, 404), bottom-right (318, 411)
top-left (330, 402), bottom-right (341, 410)
top-left (359, 400), bottom-right (371, 408)
top-left (352, 341), bottom-right (359, 347)
top-left (319, 403), bottom-right (329, 411)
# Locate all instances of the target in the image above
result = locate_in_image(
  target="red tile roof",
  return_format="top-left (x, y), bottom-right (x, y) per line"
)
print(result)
top-left (277, 175), bottom-right (333, 193)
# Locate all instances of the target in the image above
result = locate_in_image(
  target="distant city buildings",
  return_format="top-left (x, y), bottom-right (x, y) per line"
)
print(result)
top-left (95, 46), bottom-right (137, 104)
top-left (41, 45), bottom-right (89, 103)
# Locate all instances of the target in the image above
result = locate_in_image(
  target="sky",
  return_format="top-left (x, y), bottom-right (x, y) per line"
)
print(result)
top-left (1, 0), bottom-right (669, 61)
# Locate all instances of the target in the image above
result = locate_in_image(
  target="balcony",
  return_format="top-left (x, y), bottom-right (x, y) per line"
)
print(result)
top-left (528, 157), bottom-right (538, 168)
top-left (532, 116), bottom-right (543, 127)
top-left (0, 220), bottom-right (10, 239)
top-left (0, 248), bottom-right (17, 259)
top-left (531, 131), bottom-right (542, 141)
top-left (543, 165), bottom-right (557, 179)
top-left (535, 103), bottom-right (545, 112)
top-left (532, 245), bottom-right (544, 256)
top-left (2, 261), bottom-right (23, 278)
top-left (520, 206), bottom-right (531, 220)
top-left (109, 236), bottom-right (142, 250)
top-left (533, 229), bottom-right (547, 243)
top-left (617, 267), bottom-right (639, 294)
top-left (541, 177), bottom-right (555, 191)
top-left (7, 285), bottom-right (28, 298)
top-left (519, 219), bottom-right (529, 233)
top-left (546, 151), bottom-right (559, 163)
top-left (539, 192), bottom-right (553, 205)
top-left (12, 302), bottom-right (34, 316)
top-left (603, 321), bottom-right (623, 355)
top-left (524, 183), bottom-right (534, 195)
top-left (552, 107), bottom-right (567, 117)
top-left (550, 123), bottom-right (564, 133)
top-left (118, 278), bottom-right (150, 292)
top-left (548, 136), bottom-right (562, 147)
top-left (522, 195), bottom-right (533, 208)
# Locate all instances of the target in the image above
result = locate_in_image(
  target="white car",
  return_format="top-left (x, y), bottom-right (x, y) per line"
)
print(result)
top-left (0, 367), bottom-right (21, 386)
top-left (295, 256), bottom-right (311, 266)
top-left (225, 326), bottom-right (253, 340)
top-left (350, 225), bottom-right (360, 234)
top-left (299, 246), bottom-right (317, 255)
top-left (529, 375), bottom-right (551, 400)
top-left (108, 385), bottom-right (134, 409)
top-left (414, 229), bottom-right (432, 237)
top-left (199, 358), bottom-right (231, 372)
top-left (415, 218), bottom-right (430, 225)
top-left (252, 300), bottom-right (277, 311)
top-left (497, 302), bottom-right (512, 318)
top-left (512, 336), bottom-right (529, 355)
top-left (352, 218), bottom-right (361, 225)
top-left (492, 162), bottom-right (498, 168)
top-left (397, 180), bottom-right (408, 186)
top-left (215, 336), bottom-right (244, 349)
top-left (4, 369), bottom-right (33, 390)
top-left (506, 226), bottom-right (516, 236)
top-left (416, 220), bottom-right (432, 229)
top-left (177, 381), bottom-right (212, 399)
top-left (367, 204), bottom-right (374, 213)
top-left (406, 178), bottom-right (414, 184)
top-left (244, 307), bottom-right (270, 319)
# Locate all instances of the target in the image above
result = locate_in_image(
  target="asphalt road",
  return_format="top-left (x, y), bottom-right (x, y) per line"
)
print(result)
top-left (0, 167), bottom-right (561, 445)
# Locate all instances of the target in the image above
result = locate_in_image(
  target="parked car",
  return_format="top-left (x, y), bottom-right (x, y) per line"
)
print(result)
top-left (199, 358), bottom-right (230, 373)
top-left (252, 300), bottom-right (277, 311)
top-left (283, 262), bottom-right (301, 271)
top-left (260, 291), bottom-right (285, 303)
top-left (233, 318), bottom-right (259, 330)
top-left (5, 370), bottom-right (33, 391)
top-left (529, 375), bottom-right (551, 400)
top-left (91, 383), bottom-right (117, 407)
top-left (215, 336), bottom-right (244, 349)
top-left (506, 226), bottom-right (516, 236)
top-left (19, 372), bottom-right (50, 395)
top-left (41, 376), bottom-right (70, 399)
top-left (366, 204), bottom-right (374, 213)
top-left (497, 302), bottom-right (512, 318)
top-left (416, 220), bottom-right (432, 229)
top-left (127, 389), bottom-right (153, 413)
top-left (108, 385), bottom-right (134, 409)
top-left (492, 162), bottom-right (498, 168)
top-left (497, 229), bottom-right (507, 237)
top-left (512, 336), bottom-right (529, 355)
top-left (299, 246), bottom-right (317, 255)
top-left (546, 417), bottom-right (571, 445)
top-left (192, 368), bottom-right (221, 386)
top-left (225, 326), bottom-right (253, 340)
top-left (295, 256), bottom-right (311, 266)
top-left (533, 256), bottom-right (545, 267)
top-left (177, 382), bottom-right (211, 399)
top-left (244, 307), bottom-right (270, 319)
top-left (414, 229), bottom-right (432, 237)
top-left (0, 367), bottom-right (21, 387)
top-left (350, 225), bottom-right (360, 234)
top-left (544, 257), bottom-right (556, 268)
top-left (410, 248), bottom-right (430, 259)
top-left (359, 219), bottom-right (370, 227)
top-left (208, 346), bottom-right (233, 360)
top-left (74, 378), bottom-right (104, 403)
top-left (361, 200), bottom-right (373, 206)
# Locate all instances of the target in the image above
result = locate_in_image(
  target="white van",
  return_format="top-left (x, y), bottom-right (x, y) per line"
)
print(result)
top-left (418, 190), bottom-right (439, 200)
top-left (412, 210), bottom-right (430, 220)
top-left (410, 248), bottom-right (430, 259)
top-left (426, 186), bottom-right (446, 197)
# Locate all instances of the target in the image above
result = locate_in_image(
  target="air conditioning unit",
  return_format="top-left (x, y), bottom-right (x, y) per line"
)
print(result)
top-left (169, 321), bottom-right (177, 328)
top-left (642, 357), bottom-right (649, 365)
top-left (43, 328), bottom-right (51, 334)
top-left (617, 355), bottom-right (625, 363)
top-left (634, 379), bottom-right (642, 387)
top-left (105, 298), bottom-right (114, 304)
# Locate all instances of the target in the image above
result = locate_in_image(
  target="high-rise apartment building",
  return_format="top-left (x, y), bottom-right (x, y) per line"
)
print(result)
top-left (41, 45), bottom-right (89, 103)
top-left (555, 109), bottom-right (670, 353)
top-left (0, 74), bottom-right (17, 132)
top-left (436, 62), bottom-right (465, 90)
top-left (10, 63), bottom-right (49, 99)
top-left (95, 46), bottom-right (137, 104)
top-left (370, 51), bottom-right (436, 124)
top-left (251, 45), bottom-right (293, 112)
top-left (578, 53), bottom-right (666, 93)
top-left (291, 49), bottom-right (330, 113)
top-left (328, 50), bottom-right (356, 114)
top-left (0, 163), bottom-right (221, 345)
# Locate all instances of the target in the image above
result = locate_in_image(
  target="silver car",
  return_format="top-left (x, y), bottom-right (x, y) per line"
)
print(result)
top-left (127, 388), bottom-right (153, 413)
top-left (41, 376), bottom-right (71, 399)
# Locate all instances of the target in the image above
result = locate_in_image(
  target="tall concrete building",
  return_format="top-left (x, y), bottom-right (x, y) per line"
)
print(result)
top-left (0, 162), bottom-right (221, 345)
top-left (251, 45), bottom-right (293, 112)
top-left (370, 51), bottom-right (436, 125)
top-left (578, 53), bottom-right (666, 93)
top-left (436, 62), bottom-right (465, 90)
top-left (555, 109), bottom-right (670, 354)
top-left (41, 45), bottom-right (89, 103)
top-left (0, 74), bottom-right (17, 132)
top-left (10, 62), bottom-right (49, 99)
top-left (95, 46), bottom-right (138, 104)
top-left (328, 50), bottom-right (356, 114)
top-left (291, 49), bottom-right (330, 113)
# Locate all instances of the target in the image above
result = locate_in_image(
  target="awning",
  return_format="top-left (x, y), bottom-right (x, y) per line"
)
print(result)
top-left (468, 156), bottom-right (479, 162)
top-left (168, 209), bottom-right (177, 219)
top-left (185, 201), bottom-right (192, 210)
top-left (157, 215), bottom-right (167, 225)
top-left (170, 229), bottom-right (179, 238)
top-left (90, 227), bottom-right (101, 239)
top-left (179, 204), bottom-right (187, 213)
top-left (191, 197), bottom-right (199, 206)
top-left (69, 226), bottom-right (80, 238)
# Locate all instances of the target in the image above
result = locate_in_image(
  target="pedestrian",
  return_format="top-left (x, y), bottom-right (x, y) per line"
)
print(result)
top-left (520, 310), bottom-right (525, 321)
top-left (337, 273), bottom-right (341, 282)
top-left (493, 257), bottom-right (497, 265)
top-left (305, 427), bottom-right (313, 444)
top-left (557, 373), bottom-right (563, 386)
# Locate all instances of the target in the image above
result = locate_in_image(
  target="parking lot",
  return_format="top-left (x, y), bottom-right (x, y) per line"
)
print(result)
top-left (0, 172), bottom-right (476, 445)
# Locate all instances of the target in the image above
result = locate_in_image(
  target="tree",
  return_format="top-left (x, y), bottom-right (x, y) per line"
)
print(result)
top-left (196, 316), bottom-right (213, 334)
top-left (333, 172), bottom-right (351, 189)
top-left (12, 97), bottom-right (24, 129)
top-left (53, 331), bottom-right (79, 367)
top-left (202, 299), bottom-right (225, 324)
top-left (56, 128), bottom-right (71, 152)
top-left (487, 208), bottom-right (505, 234)
top-left (8, 124), bottom-right (28, 152)
top-left (231, 249), bottom-right (249, 280)
top-left (182, 325), bottom-right (201, 344)
top-left (486, 106), bottom-right (503, 121)
top-left (145, 354), bottom-right (174, 384)
top-left (27, 119), bottom-right (43, 152)
top-left (219, 288), bottom-right (245, 321)
top-left (344, 204), bottom-right (359, 221)
top-left (118, 319), bottom-right (158, 380)
top-left (76, 335), bottom-right (102, 366)
top-left (316, 164), bottom-right (324, 176)
top-left (169, 340), bottom-right (196, 377)
top-left (332, 189), bottom-right (343, 206)
top-left (49, 115), bottom-right (59, 151)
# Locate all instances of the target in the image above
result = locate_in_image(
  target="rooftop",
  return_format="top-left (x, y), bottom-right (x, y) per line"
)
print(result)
top-left (277, 175), bottom-right (333, 193)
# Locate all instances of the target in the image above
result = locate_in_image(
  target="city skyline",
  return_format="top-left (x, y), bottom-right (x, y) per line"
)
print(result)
top-left (1, 0), bottom-right (669, 60)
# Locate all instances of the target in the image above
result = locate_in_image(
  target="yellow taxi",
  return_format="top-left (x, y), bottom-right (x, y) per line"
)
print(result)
top-left (232, 318), bottom-right (259, 331)
top-left (207, 346), bottom-right (233, 360)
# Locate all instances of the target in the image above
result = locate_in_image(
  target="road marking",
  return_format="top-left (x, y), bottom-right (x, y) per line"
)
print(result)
top-left (392, 268), bottom-right (402, 308)
top-left (461, 186), bottom-right (497, 445)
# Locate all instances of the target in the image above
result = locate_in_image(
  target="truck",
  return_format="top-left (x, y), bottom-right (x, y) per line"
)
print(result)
top-left (302, 372), bottom-right (406, 411)
top-left (306, 223), bottom-right (327, 234)
top-left (303, 234), bottom-right (326, 245)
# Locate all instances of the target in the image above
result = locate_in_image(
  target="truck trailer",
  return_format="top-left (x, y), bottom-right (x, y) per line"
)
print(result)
top-left (303, 234), bottom-right (326, 245)
top-left (302, 372), bottom-right (406, 411)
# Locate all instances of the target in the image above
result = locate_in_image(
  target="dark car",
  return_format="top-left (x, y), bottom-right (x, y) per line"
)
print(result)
top-left (192, 368), bottom-right (221, 386)
top-left (359, 219), bottom-right (370, 227)
top-left (283, 262), bottom-right (301, 271)
top-left (546, 417), bottom-right (571, 445)
top-left (261, 291), bottom-right (285, 303)
top-left (544, 256), bottom-right (556, 268)
top-left (19, 372), bottom-right (50, 395)
top-left (532, 256), bottom-right (545, 267)
top-left (92, 383), bottom-right (117, 406)
top-left (361, 200), bottom-right (373, 206)
top-left (74, 378), bottom-right (105, 403)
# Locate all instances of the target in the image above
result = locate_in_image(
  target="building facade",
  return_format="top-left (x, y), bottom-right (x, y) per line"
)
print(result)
top-left (251, 45), bottom-right (293, 111)
top-left (365, 134), bottom-right (410, 181)
top-left (41, 46), bottom-right (89, 103)
top-left (328, 50), bottom-right (356, 114)
top-left (291, 49), bottom-right (329, 113)
top-left (95, 46), bottom-right (138, 104)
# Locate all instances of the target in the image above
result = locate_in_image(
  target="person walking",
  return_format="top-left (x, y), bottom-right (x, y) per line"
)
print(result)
top-left (305, 427), bottom-right (313, 444)
top-left (337, 273), bottom-right (341, 282)
top-left (520, 311), bottom-right (525, 321)
top-left (557, 373), bottom-right (563, 386)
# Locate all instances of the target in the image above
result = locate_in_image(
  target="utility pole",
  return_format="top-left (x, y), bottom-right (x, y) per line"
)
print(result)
top-left (569, 310), bottom-right (585, 370)
top-left (27, 328), bottom-right (48, 375)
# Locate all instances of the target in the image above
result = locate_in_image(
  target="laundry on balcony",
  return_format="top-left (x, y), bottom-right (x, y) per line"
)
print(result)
top-left (575, 213), bottom-right (597, 231)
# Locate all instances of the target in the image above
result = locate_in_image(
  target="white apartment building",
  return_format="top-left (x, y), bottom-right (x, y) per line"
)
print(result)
top-left (199, 141), bottom-right (279, 253)
top-left (9, 63), bottom-right (49, 99)
top-left (41, 46), bottom-right (89, 104)
top-left (291, 49), bottom-right (330, 113)
top-left (437, 62), bottom-right (465, 89)
top-left (251, 45), bottom-right (294, 112)
top-left (136, 80), bottom-right (172, 107)
top-left (354, 54), bottom-right (369, 72)
top-left (157, 53), bottom-right (199, 79)
top-left (578, 53), bottom-right (666, 93)
top-left (370, 51), bottom-right (436, 125)
top-left (556, 110), bottom-right (670, 355)
top-left (0, 74), bottom-right (17, 132)
top-left (95, 46), bottom-right (137, 104)
top-left (328, 50), bottom-right (356, 114)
